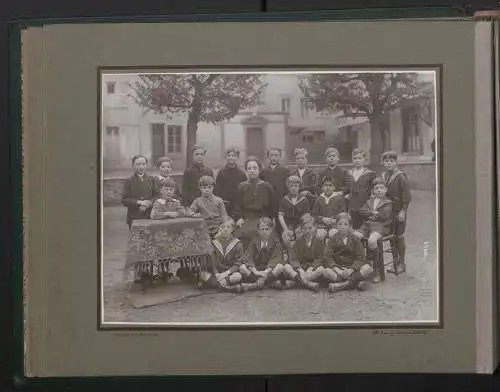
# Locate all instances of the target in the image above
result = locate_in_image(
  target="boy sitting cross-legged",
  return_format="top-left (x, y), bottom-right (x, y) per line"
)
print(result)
top-left (325, 213), bottom-right (375, 293)
top-left (197, 218), bottom-right (246, 293)
top-left (237, 217), bottom-right (284, 292)
top-left (287, 213), bottom-right (325, 292)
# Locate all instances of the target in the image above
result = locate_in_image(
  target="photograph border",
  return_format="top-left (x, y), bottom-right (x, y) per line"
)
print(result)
top-left (98, 64), bottom-right (443, 331)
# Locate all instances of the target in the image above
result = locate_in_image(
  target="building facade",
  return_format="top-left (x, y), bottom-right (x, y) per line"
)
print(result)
top-left (101, 73), bottom-right (436, 174)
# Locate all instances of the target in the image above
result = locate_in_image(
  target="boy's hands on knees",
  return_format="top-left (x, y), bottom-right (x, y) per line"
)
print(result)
top-left (397, 210), bottom-right (406, 222)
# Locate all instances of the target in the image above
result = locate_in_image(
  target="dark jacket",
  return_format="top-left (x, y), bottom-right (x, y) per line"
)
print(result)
top-left (214, 164), bottom-right (247, 203)
top-left (260, 164), bottom-right (291, 214)
top-left (290, 167), bottom-right (319, 195)
top-left (278, 194), bottom-right (312, 233)
top-left (382, 169), bottom-right (411, 214)
top-left (347, 168), bottom-right (376, 212)
top-left (288, 236), bottom-right (325, 269)
top-left (359, 196), bottom-right (393, 234)
top-left (121, 173), bottom-right (159, 226)
top-left (312, 193), bottom-right (347, 228)
top-left (181, 164), bottom-right (214, 206)
top-left (324, 231), bottom-right (366, 270)
top-left (244, 234), bottom-right (283, 270)
top-left (317, 166), bottom-right (351, 196)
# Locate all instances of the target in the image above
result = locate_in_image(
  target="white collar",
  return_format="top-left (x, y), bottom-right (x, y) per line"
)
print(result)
top-left (320, 193), bottom-right (336, 204)
top-left (213, 238), bottom-right (240, 256)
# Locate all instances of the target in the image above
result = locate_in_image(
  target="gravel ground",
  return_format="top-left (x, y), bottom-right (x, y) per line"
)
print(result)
top-left (102, 190), bottom-right (438, 324)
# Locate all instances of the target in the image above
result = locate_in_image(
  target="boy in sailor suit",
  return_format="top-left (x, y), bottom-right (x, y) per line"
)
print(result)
top-left (198, 218), bottom-right (246, 293)
top-left (312, 177), bottom-right (347, 240)
top-left (381, 150), bottom-right (412, 275)
top-left (347, 148), bottom-right (376, 230)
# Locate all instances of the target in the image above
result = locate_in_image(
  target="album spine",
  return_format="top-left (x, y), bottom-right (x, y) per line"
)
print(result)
top-left (493, 17), bottom-right (500, 370)
top-left (19, 27), bottom-right (30, 379)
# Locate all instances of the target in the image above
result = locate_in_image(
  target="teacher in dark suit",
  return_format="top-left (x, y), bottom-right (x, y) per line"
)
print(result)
top-left (121, 155), bottom-right (159, 229)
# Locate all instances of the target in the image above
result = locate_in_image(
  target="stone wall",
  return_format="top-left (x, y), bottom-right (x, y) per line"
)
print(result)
top-left (102, 162), bottom-right (436, 206)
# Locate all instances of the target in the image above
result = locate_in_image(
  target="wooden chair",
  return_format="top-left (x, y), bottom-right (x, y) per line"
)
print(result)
top-left (362, 233), bottom-right (402, 282)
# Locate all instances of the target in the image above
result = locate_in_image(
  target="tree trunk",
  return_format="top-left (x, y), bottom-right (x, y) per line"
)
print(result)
top-left (185, 102), bottom-right (201, 168)
top-left (369, 114), bottom-right (384, 171)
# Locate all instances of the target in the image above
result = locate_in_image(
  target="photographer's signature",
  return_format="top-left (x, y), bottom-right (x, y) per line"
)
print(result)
top-left (372, 329), bottom-right (428, 336)
top-left (113, 331), bottom-right (160, 338)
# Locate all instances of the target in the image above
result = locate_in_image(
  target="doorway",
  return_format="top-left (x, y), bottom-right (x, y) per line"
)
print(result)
top-left (246, 127), bottom-right (265, 161)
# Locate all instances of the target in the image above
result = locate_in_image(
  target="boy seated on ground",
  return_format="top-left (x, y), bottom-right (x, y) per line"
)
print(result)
top-left (312, 176), bottom-right (347, 241)
top-left (150, 178), bottom-right (187, 220)
top-left (237, 217), bottom-right (284, 292)
top-left (287, 214), bottom-right (325, 292)
top-left (324, 213), bottom-right (374, 293)
top-left (353, 177), bottom-right (393, 283)
top-left (189, 175), bottom-right (228, 238)
top-left (197, 218), bottom-right (246, 293)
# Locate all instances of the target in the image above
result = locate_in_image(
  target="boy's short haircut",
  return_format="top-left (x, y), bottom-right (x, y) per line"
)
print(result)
top-left (372, 177), bottom-right (386, 188)
top-left (191, 144), bottom-right (207, 154)
top-left (225, 147), bottom-right (240, 157)
top-left (321, 176), bottom-right (335, 187)
top-left (324, 147), bottom-right (339, 158)
top-left (294, 148), bottom-right (308, 157)
top-left (381, 150), bottom-right (399, 161)
top-left (257, 217), bottom-right (275, 229)
top-left (199, 175), bottom-right (215, 187)
top-left (336, 212), bottom-right (352, 225)
top-left (300, 213), bottom-right (315, 227)
top-left (287, 175), bottom-right (301, 185)
top-left (156, 156), bottom-right (172, 167)
top-left (221, 217), bottom-right (236, 230)
top-left (244, 156), bottom-right (263, 171)
top-left (132, 154), bottom-right (148, 165)
top-left (267, 148), bottom-right (282, 157)
top-left (352, 148), bottom-right (366, 157)
top-left (159, 177), bottom-right (176, 189)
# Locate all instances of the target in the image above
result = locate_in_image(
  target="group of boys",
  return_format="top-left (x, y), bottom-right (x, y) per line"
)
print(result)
top-left (183, 145), bottom-right (410, 293)
top-left (123, 143), bottom-right (411, 293)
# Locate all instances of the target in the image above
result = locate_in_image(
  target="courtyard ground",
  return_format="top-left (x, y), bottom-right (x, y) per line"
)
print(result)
top-left (102, 190), bottom-right (438, 324)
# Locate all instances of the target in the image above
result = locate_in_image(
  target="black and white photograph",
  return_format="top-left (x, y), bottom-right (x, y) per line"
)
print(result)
top-left (100, 69), bottom-right (439, 327)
